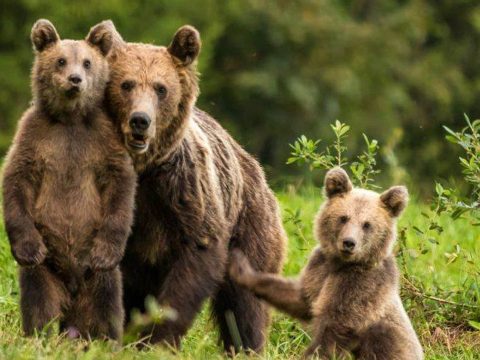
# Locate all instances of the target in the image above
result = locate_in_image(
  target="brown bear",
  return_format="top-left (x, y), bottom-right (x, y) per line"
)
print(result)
top-left (86, 20), bottom-right (287, 353)
top-left (1, 19), bottom-right (136, 340)
top-left (229, 168), bottom-right (423, 359)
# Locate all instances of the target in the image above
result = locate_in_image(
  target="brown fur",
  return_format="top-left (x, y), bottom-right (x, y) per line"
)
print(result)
top-left (1, 19), bottom-right (136, 340)
top-left (229, 168), bottom-right (423, 359)
top-left (89, 20), bottom-right (287, 353)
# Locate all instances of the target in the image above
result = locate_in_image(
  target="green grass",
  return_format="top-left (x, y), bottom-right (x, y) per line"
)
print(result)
top-left (0, 187), bottom-right (479, 359)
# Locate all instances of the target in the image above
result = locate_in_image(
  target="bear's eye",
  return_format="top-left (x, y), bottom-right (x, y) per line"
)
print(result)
top-left (363, 222), bottom-right (371, 230)
top-left (83, 59), bottom-right (91, 69)
top-left (57, 58), bottom-right (66, 67)
top-left (154, 84), bottom-right (168, 99)
top-left (339, 216), bottom-right (349, 224)
top-left (121, 80), bottom-right (135, 92)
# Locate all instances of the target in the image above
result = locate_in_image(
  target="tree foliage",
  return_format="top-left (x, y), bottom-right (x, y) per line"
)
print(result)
top-left (1, 0), bottom-right (480, 191)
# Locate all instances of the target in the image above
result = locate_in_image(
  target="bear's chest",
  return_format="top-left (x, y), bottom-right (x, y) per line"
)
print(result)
top-left (127, 178), bottom-right (184, 264)
top-left (32, 124), bottom-right (106, 242)
top-left (35, 124), bottom-right (104, 177)
top-left (312, 267), bottom-right (389, 330)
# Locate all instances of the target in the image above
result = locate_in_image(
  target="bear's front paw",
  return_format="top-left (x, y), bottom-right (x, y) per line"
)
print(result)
top-left (12, 236), bottom-right (47, 266)
top-left (88, 239), bottom-right (121, 271)
top-left (228, 249), bottom-right (256, 287)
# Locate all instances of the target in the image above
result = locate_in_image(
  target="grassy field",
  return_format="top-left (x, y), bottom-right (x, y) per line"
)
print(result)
top-left (0, 186), bottom-right (479, 359)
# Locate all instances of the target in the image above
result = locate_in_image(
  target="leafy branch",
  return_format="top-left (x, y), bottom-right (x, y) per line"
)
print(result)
top-left (419, 115), bottom-right (480, 247)
top-left (434, 115), bottom-right (480, 221)
top-left (287, 120), bottom-right (380, 189)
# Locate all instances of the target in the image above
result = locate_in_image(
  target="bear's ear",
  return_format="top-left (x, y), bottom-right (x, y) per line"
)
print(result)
top-left (324, 168), bottom-right (353, 198)
top-left (31, 19), bottom-right (59, 52)
top-left (168, 25), bottom-right (201, 66)
top-left (86, 20), bottom-right (124, 56)
top-left (380, 186), bottom-right (409, 217)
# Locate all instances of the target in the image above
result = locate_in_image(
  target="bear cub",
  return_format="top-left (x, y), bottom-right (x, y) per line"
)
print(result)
top-left (1, 20), bottom-right (136, 340)
top-left (229, 168), bottom-right (423, 359)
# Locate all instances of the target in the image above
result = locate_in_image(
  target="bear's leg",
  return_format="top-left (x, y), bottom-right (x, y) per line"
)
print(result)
top-left (69, 267), bottom-right (124, 340)
top-left (19, 265), bottom-right (67, 335)
top-left (303, 327), bottom-right (352, 360)
top-left (355, 322), bottom-right (414, 360)
top-left (141, 244), bottom-right (227, 348)
top-left (121, 256), bottom-right (150, 325)
top-left (216, 190), bottom-right (286, 355)
top-left (212, 279), bottom-right (269, 356)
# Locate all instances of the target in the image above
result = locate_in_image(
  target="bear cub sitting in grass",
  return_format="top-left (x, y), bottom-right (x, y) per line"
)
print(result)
top-left (229, 168), bottom-right (423, 359)
top-left (1, 20), bottom-right (136, 340)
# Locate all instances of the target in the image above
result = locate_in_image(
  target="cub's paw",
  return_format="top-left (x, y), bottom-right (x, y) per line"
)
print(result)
top-left (88, 239), bottom-right (120, 271)
top-left (12, 236), bottom-right (47, 266)
top-left (228, 249), bottom-right (256, 287)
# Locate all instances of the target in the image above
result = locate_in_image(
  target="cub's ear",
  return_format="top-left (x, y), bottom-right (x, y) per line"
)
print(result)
top-left (86, 20), bottom-right (124, 56)
top-left (168, 25), bottom-right (201, 66)
top-left (324, 168), bottom-right (353, 198)
top-left (380, 186), bottom-right (409, 217)
top-left (31, 19), bottom-right (59, 52)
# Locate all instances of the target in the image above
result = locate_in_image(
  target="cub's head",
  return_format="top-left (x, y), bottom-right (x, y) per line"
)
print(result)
top-left (31, 19), bottom-right (112, 115)
top-left (315, 168), bottom-right (408, 265)
top-left (88, 20), bottom-right (200, 155)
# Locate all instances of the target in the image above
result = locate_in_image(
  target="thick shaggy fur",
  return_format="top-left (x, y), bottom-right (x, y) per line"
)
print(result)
top-left (1, 20), bottom-right (136, 340)
top-left (229, 168), bottom-right (423, 359)
top-left (89, 20), bottom-right (287, 353)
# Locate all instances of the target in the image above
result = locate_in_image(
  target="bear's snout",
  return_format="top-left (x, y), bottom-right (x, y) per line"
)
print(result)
top-left (342, 238), bottom-right (356, 253)
top-left (129, 111), bottom-right (151, 134)
top-left (68, 74), bottom-right (82, 85)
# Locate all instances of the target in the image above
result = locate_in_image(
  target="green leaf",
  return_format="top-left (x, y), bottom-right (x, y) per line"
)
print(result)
top-left (435, 183), bottom-right (444, 196)
top-left (412, 226), bottom-right (424, 235)
top-left (468, 320), bottom-right (480, 331)
top-left (407, 249), bottom-right (419, 259)
top-left (444, 252), bottom-right (458, 265)
top-left (338, 125), bottom-right (350, 137)
top-left (443, 125), bottom-right (460, 139)
top-left (445, 135), bottom-right (459, 144)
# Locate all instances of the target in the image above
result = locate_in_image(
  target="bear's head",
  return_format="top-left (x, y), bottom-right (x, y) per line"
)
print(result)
top-left (87, 21), bottom-right (200, 158)
top-left (31, 19), bottom-right (112, 116)
top-left (314, 168), bottom-right (408, 265)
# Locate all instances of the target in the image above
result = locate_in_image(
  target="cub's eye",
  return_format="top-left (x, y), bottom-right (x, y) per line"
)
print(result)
top-left (363, 222), bottom-right (371, 230)
top-left (154, 84), bottom-right (167, 99)
top-left (339, 216), bottom-right (349, 224)
top-left (83, 59), bottom-right (91, 69)
top-left (57, 58), bottom-right (66, 67)
top-left (121, 80), bottom-right (135, 92)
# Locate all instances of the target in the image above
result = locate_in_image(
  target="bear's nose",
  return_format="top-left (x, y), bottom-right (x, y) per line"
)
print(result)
top-left (342, 238), bottom-right (356, 252)
top-left (129, 112), bottom-right (151, 133)
top-left (68, 74), bottom-right (82, 85)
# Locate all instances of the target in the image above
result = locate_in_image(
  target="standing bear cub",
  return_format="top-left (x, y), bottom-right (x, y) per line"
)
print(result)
top-left (229, 168), bottom-right (423, 359)
top-left (1, 20), bottom-right (136, 340)
top-left (86, 20), bottom-right (287, 353)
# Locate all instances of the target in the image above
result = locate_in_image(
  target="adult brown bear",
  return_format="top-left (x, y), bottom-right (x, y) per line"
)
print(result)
top-left (87, 21), bottom-right (287, 353)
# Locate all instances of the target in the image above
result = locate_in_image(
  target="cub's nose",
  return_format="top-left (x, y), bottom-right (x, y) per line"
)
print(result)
top-left (342, 238), bottom-right (356, 252)
top-left (129, 112), bottom-right (151, 133)
top-left (68, 74), bottom-right (82, 85)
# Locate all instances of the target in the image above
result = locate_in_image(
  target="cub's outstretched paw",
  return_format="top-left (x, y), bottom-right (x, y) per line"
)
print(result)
top-left (228, 249), bottom-right (256, 287)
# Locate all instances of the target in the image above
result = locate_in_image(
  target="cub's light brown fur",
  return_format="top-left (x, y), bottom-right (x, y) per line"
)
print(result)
top-left (1, 19), bottom-right (136, 340)
top-left (88, 20), bottom-right (287, 353)
top-left (229, 168), bottom-right (423, 359)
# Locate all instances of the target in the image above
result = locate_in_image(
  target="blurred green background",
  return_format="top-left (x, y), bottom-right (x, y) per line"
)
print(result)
top-left (1, 0), bottom-right (480, 193)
